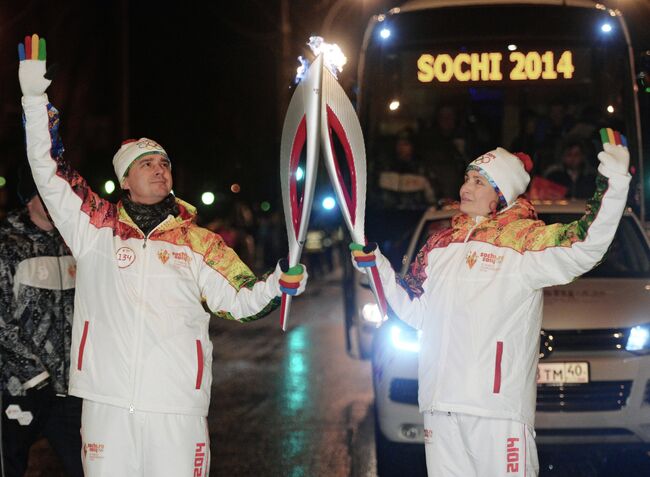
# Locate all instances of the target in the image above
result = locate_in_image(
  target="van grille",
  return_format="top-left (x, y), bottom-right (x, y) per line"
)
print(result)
top-left (536, 380), bottom-right (632, 412)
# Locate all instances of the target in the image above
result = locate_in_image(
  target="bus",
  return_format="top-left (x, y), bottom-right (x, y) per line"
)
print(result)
top-left (345, 1), bottom-right (649, 474)
top-left (357, 0), bottom-right (645, 222)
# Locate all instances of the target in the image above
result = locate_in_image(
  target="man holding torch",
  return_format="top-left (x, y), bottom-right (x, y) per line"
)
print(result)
top-left (18, 34), bottom-right (307, 477)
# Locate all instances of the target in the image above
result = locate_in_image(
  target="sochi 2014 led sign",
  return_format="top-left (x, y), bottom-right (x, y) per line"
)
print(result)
top-left (417, 50), bottom-right (575, 83)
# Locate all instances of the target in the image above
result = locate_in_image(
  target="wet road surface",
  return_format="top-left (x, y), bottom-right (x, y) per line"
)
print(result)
top-left (207, 270), bottom-right (376, 476)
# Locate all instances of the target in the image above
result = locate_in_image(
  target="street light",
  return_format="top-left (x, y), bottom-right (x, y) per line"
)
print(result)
top-left (201, 192), bottom-right (215, 205)
top-left (322, 196), bottom-right (336, 210)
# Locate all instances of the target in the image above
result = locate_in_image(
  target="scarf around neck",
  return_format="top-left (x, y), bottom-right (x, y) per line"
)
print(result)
top-left (122, 193), bottom-right (179, 236)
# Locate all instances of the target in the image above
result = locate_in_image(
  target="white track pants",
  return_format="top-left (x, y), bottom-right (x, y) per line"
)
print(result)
top-left (423, 411), bottom-right (539, 477)
top-left (80, 400), bottom-right (210, 477)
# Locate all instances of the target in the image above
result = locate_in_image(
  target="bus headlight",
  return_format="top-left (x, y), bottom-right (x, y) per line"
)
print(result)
top-left (390, 325), bottom-right (420, 353)
top-left (627, 325), bottom-right (650, 352)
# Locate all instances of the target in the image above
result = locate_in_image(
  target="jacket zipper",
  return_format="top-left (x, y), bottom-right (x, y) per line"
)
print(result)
top-left (128, 216), bottom-right (174, 414)
top-left (433, 216), bottom-right (485, 404)
top-left (463, 216), bottom-right (485, 243)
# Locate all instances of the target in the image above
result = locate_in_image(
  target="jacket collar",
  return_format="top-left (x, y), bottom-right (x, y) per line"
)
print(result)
top-left (117, 197), bottom-right (196, 235)
top-left (451, 197), bottom-right (537, 232)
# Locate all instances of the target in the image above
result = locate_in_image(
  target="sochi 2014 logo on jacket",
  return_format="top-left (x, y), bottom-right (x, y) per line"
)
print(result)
top-left (157, 249), bottom-right (191, 268)
top-left (466, 251), bottom-right (478, 269)
top-left (157, 249), bottom-right (170, 264)
top-left (479, 252), bottom-right (504, 271)
top-left (83, 442), bottom-right (105, 462)
top-left (466, 250), bottom-right (504, 271)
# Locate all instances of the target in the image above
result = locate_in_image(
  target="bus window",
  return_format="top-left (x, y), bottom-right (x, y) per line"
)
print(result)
top-left (358, 3), bottom-right (642, 216)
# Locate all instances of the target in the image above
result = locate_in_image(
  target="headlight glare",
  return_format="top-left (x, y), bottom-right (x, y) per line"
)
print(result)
top-left (390, 325), bottom-right (420, 353)
top-left (627, 325), bottom-right (650, 351)
top-left (361, 303), bottom-right (385, 323)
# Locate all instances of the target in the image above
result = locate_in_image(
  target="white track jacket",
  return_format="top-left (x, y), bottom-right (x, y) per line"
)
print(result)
top-left (22, 95), bottom-right (282, 416)
top-left (375, 168), bottom-right (630, 427)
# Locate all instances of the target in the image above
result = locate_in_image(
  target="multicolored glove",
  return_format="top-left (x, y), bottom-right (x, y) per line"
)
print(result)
top-left (350, 242), bottom-right (378, 272)
top-left (18, 34), bottom-right (52, 97)
top-left (278, 259), bottom-right (307, 296)
top-left (597, 128), bottom-right (629, 177)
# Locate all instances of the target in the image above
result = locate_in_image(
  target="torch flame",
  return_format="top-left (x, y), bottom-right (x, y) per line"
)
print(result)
top-left (295, 56), bottom-right (310, 85)
top-left (307, 36), bottom-right (347, 78)
top-left (293, 36), bottom-right (347, 85)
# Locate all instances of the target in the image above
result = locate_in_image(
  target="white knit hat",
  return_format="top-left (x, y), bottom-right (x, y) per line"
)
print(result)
top-left (467, 147), bottom-right (533, 207)
top-left (112, 138), bottom-right (169, 184)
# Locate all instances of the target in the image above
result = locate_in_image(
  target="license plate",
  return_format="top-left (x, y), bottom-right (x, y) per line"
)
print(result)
top-left (537, 362), bottom-right (589, 384)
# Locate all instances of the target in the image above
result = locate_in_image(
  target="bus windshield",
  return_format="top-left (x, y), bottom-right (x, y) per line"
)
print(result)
top-left (360, 4), bottom-right (638, 208)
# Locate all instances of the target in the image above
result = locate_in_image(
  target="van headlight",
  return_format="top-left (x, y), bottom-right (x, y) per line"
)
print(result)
top-left (390, 325), bottom-right (420, 353)
top-left (626, 325), bottom-right (650, 352)
top-left (361, 303), bottom-right (386, 324)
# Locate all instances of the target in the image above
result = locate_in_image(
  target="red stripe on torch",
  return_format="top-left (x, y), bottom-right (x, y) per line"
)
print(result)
top-left (289, 116), bottom-right (307, 240)
top-left (326, 105), bottom-right (357, 226)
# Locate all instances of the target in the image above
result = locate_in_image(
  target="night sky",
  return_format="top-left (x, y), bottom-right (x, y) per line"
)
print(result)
top-left (0, 0), bottom-right (647, 219)
top-left (0, 0), bottom-right (395, 218)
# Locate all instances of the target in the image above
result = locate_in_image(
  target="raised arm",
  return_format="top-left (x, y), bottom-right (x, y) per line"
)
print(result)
top-left (19, 34), bottom-right (115, 258)
top-left (521, 129), bottom-right (631, 289)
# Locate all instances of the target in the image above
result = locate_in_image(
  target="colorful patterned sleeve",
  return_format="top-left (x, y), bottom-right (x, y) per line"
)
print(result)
top-left (196, 230), bottom-right (280, 322)
top-left (519, 173), bottom-right (630, 289)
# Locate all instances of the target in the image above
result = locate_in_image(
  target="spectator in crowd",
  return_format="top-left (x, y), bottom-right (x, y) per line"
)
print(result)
top-left (534, 101), bottom-right (575, 173)
top-left (422, 104), bottom-right (469, 200)
top-left (376, 128), bottom-right (436, 210)
top-left (544, 138), bottom-right (597, 199)
top-left (1, 165), bottom-right (82, 477)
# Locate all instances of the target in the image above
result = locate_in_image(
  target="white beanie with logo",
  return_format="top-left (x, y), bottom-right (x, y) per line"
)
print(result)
top-left (112, 138), bottom-right (169, 184)
top-left (467, 147), bottom-right (533, 208)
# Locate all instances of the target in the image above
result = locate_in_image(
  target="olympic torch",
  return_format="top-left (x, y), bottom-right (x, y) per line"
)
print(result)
top-left (318, 48), bottom-right (388, 318)
top-left (278, 54), bottom-right (324, 331)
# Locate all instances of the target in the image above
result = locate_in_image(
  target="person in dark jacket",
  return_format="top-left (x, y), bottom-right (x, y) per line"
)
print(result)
top-left (544, 138), bottom-right (597, 199)
top-left (377, 128), bottom-right (436, 210)
top-left (0, 165), bottom-right (82, 477)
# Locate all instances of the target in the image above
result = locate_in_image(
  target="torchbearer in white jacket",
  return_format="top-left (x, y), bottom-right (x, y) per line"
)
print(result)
top-left (352, 130), bottom-right (631, 477)
top-left (18, 34), bottom-right (307, 477)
